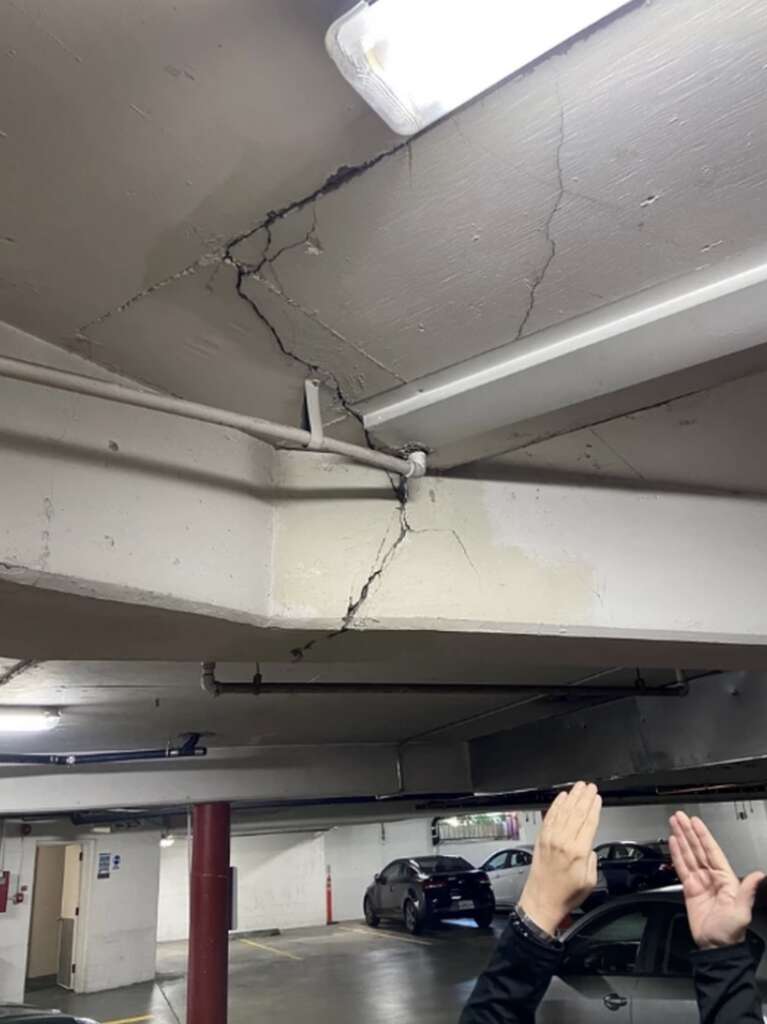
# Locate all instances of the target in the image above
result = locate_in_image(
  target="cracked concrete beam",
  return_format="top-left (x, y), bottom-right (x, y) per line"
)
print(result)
top-left (272, 451), bottom-right (767, 667)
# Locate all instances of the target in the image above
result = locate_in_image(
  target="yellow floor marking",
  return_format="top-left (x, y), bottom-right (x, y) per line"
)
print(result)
top-left (240, 937), bottom-right (303, 960)
top-left (103, 1016), bottom-right (153, 1024)
top-left (341, 925), bottom-right (432, 947)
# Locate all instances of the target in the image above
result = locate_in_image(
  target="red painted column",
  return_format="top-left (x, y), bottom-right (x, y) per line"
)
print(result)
top-left (187, 802), bottom-right (231, 1024)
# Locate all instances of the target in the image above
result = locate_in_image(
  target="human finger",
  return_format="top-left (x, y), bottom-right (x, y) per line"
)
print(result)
top-left (691, 817), bottom-right (735, 876)
top-left (736, 872), bottom-right (766, 919)
top-left (575, 791), bottom-right (602, 849)
top-left (672, 812), bottom-right (708, 871)
top-left (541, 790), bottom-right (568, 837)
top-left (670, 817), bottom-right (703, 876)
top-left (558, 781), bottom-right (589, 837)
top-left (669, 834), bottom-right (691, 883)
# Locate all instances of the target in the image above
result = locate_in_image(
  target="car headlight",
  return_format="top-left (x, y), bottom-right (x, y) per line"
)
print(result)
top-left (74, 1018), bottom-right (101, 1024)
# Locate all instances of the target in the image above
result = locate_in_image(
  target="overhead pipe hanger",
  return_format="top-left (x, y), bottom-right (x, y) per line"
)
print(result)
top-left (0, 356), bottom-right (427, 479)
top-left (200, 662), bottom-right (691, 698)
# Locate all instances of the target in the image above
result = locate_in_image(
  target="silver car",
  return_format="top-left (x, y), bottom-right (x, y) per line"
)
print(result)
top-left (481, 845), bottom-right (608, 913)
top-left (538, 886), bottom-right (766, 1022)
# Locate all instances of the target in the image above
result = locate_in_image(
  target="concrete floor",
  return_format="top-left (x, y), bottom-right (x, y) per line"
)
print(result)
top-left (28, 917), bottom-right (502, 1023)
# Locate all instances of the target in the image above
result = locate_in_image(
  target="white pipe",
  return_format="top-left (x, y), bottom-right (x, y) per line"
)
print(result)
top-left (0, 355), bottom-right (426, 478)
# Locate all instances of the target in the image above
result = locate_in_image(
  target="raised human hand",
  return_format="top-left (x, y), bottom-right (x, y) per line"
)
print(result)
top-left (669, 811), bottom-right (765, 950)
top-left (518, 781), bottom-right (602, 936)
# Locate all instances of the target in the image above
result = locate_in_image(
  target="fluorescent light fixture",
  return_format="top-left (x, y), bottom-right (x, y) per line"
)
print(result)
top-left (160, 833), bottom-right (176, 848)
top-left (326, 0), bottom-right (629, 135)
top-left (0, 708), bottom-right (60, 733)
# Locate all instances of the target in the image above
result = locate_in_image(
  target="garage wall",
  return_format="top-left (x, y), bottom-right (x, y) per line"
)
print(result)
top-left (325, 818), bottom-right (433, 922)
top-left (687, 801), bottom-right (767, 877)
top-left (157, 831), bottom-right (327, 941)
top-left (0, 831), bottom-right (36, 1003)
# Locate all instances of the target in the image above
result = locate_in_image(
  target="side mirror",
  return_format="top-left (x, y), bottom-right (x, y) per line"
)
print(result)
top-left (374, 873), bottom-right (381, 884)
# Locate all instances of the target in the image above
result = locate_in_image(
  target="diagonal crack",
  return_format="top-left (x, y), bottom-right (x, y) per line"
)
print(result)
top-left (76, 138), bottom-right (409, 342)
top-left (288, 477), bottom-right (479, 661)
top-left (290, 480), bottom-right (412, 661)
top-left (514, 94), bottom-right (566, 341)
top-left (0, 658), bottom-right (42, 687)
top-left (77, 256), bottom-right (216, 334)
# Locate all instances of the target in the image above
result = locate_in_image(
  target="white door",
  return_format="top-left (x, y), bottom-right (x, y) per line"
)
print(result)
top-left (57, 844), bottom-right (83, 990)
top-left (538, 901), bottom-right (654, 1023)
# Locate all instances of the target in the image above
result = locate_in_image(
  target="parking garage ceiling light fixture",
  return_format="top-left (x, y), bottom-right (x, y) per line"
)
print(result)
top-left (0, 708), bottom-right (60, 733)
top-left (326, 0), bottom-right (630, 135)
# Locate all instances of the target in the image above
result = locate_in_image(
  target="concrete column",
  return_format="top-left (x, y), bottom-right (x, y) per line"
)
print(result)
top-left (187, 802), bottom-right (231, 1024)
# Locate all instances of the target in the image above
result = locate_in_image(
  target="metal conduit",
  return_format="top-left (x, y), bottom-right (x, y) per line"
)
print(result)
top-left (200, 662), bottom-right (690, 698)
top-left (0, 355), bottom-right (426, 479)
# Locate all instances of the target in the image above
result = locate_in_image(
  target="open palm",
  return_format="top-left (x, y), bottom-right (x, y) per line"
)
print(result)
top-left (669, 811), bottom-right (764, 949)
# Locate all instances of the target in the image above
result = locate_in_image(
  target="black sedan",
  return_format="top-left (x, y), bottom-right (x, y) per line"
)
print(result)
top-left (595, 840), bottom-right (678, 895)
top-left (364, 855), bottom-right (495, 934)
top-left (0, 1009), bottom-right (97, 1023)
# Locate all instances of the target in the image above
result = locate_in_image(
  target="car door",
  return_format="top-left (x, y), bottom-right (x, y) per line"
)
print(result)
top-left (375, 861), bottom-right (399, 915)
top-left (482, 851), bottom-right (513, 905)
top-left (538, 901), bottom-right (655, 1023)
top-left (631, 906), bottom-right (699, 1023)
top-left (507, 849), bottom-right (533, 904)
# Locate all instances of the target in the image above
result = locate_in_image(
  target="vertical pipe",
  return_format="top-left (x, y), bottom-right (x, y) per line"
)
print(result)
top-left (187, 803), bottom-right (231, 1024)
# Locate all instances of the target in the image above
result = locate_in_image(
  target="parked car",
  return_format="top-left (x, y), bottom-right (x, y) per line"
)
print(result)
top-left (594, 840), bottom-right (677, 895)
top-left (0, 1009), bottom-right (98, 1023)
top-left (364, 855), bottom-right (495, 933)
top-left (537, 886), bottom-right (766, 1022)
top-left (480, 845), bottom-right (609, 913)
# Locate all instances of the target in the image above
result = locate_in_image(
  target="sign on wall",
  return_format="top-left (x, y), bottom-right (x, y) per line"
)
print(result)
top-left (97, 852), bottom-right (111, 880)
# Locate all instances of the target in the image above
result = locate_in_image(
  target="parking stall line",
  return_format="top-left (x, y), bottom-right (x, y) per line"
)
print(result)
top-left (240, 937), bottom-right (304, 960)
top-left (103, 1016), bottom-right (154, 1024)
top-left (341, 925), bottom-right (433, 947)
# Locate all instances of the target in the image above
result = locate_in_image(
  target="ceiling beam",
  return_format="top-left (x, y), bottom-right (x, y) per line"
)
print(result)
top-left (358, 252), bottom-right (767, 467)
top-left (470, 671), bottom-right (767, 792)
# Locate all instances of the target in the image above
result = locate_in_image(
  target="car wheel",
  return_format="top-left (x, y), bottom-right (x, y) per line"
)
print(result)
top-left (364, 896), bottom-right (380, 928)
top-left (474, 908), bottom-right (494, 929)
top-left (403, 898), bottom-right (423, 935)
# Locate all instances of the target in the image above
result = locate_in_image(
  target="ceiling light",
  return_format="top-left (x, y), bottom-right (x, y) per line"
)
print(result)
top-left (0, 708), bottom-right (60, 733)
top-left (326, 0), bottom-right (629, 135)
top-left (160, 833), bottom-right (176, 848)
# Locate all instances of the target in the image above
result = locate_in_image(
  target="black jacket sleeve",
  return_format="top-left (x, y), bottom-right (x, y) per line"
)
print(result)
top-left (691, 942), bottom-right (763, 1024)
top-left (459, 911), bottom-right (563, 1024)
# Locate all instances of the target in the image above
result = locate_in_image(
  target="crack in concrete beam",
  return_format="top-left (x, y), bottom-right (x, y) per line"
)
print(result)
top-left (290, 481), bottom-right (412, 661)
top-left (0, 658), bottom-right (42, 687)
top-left (289, 477), bottom-right (479, 660)
top-left (76, 138), bottom-right (409, 338)
top-left (77, 256), bottom-right (216, 334)
top-left (248, 273), bottom-right (407, 384)
top-left (514, 95), bottom-right (566, 342)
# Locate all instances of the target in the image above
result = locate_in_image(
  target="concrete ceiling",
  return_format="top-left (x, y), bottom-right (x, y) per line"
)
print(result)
top-left (3, 0), bottom-right (767, 471)
top-left (0, 659), bottom-right (679, 753)
top-left (2, 0), bottom-right (767, 804)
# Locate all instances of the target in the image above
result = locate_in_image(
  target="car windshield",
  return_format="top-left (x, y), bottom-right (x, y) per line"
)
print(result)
top-left (643, 842), bottom-right (670, 856)
top-left (413, 856), bottom-right (474, 874)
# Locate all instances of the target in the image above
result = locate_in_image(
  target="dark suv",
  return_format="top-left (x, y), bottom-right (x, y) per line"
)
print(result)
top-left (595, 840), bottom-right (677, 895)
top-left (364, 855), bottom-right (495, 934)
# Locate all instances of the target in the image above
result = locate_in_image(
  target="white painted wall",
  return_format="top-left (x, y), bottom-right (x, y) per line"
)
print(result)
top-left (0, 832), bottom-right (36, 1002)
top-left (78, 832), bottom-right (161, 993)
top-left (325, 818), bottom-right (432, 923)
top-left (157, 831), bottom-right (326, 942)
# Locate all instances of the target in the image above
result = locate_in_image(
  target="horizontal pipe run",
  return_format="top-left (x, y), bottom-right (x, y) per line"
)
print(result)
top-left (199, 665), bottom-right (689, 699)
top-left (0, 354), bottom-right (425, 478)
top-left (0, 740), bottom-right (207, 767)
